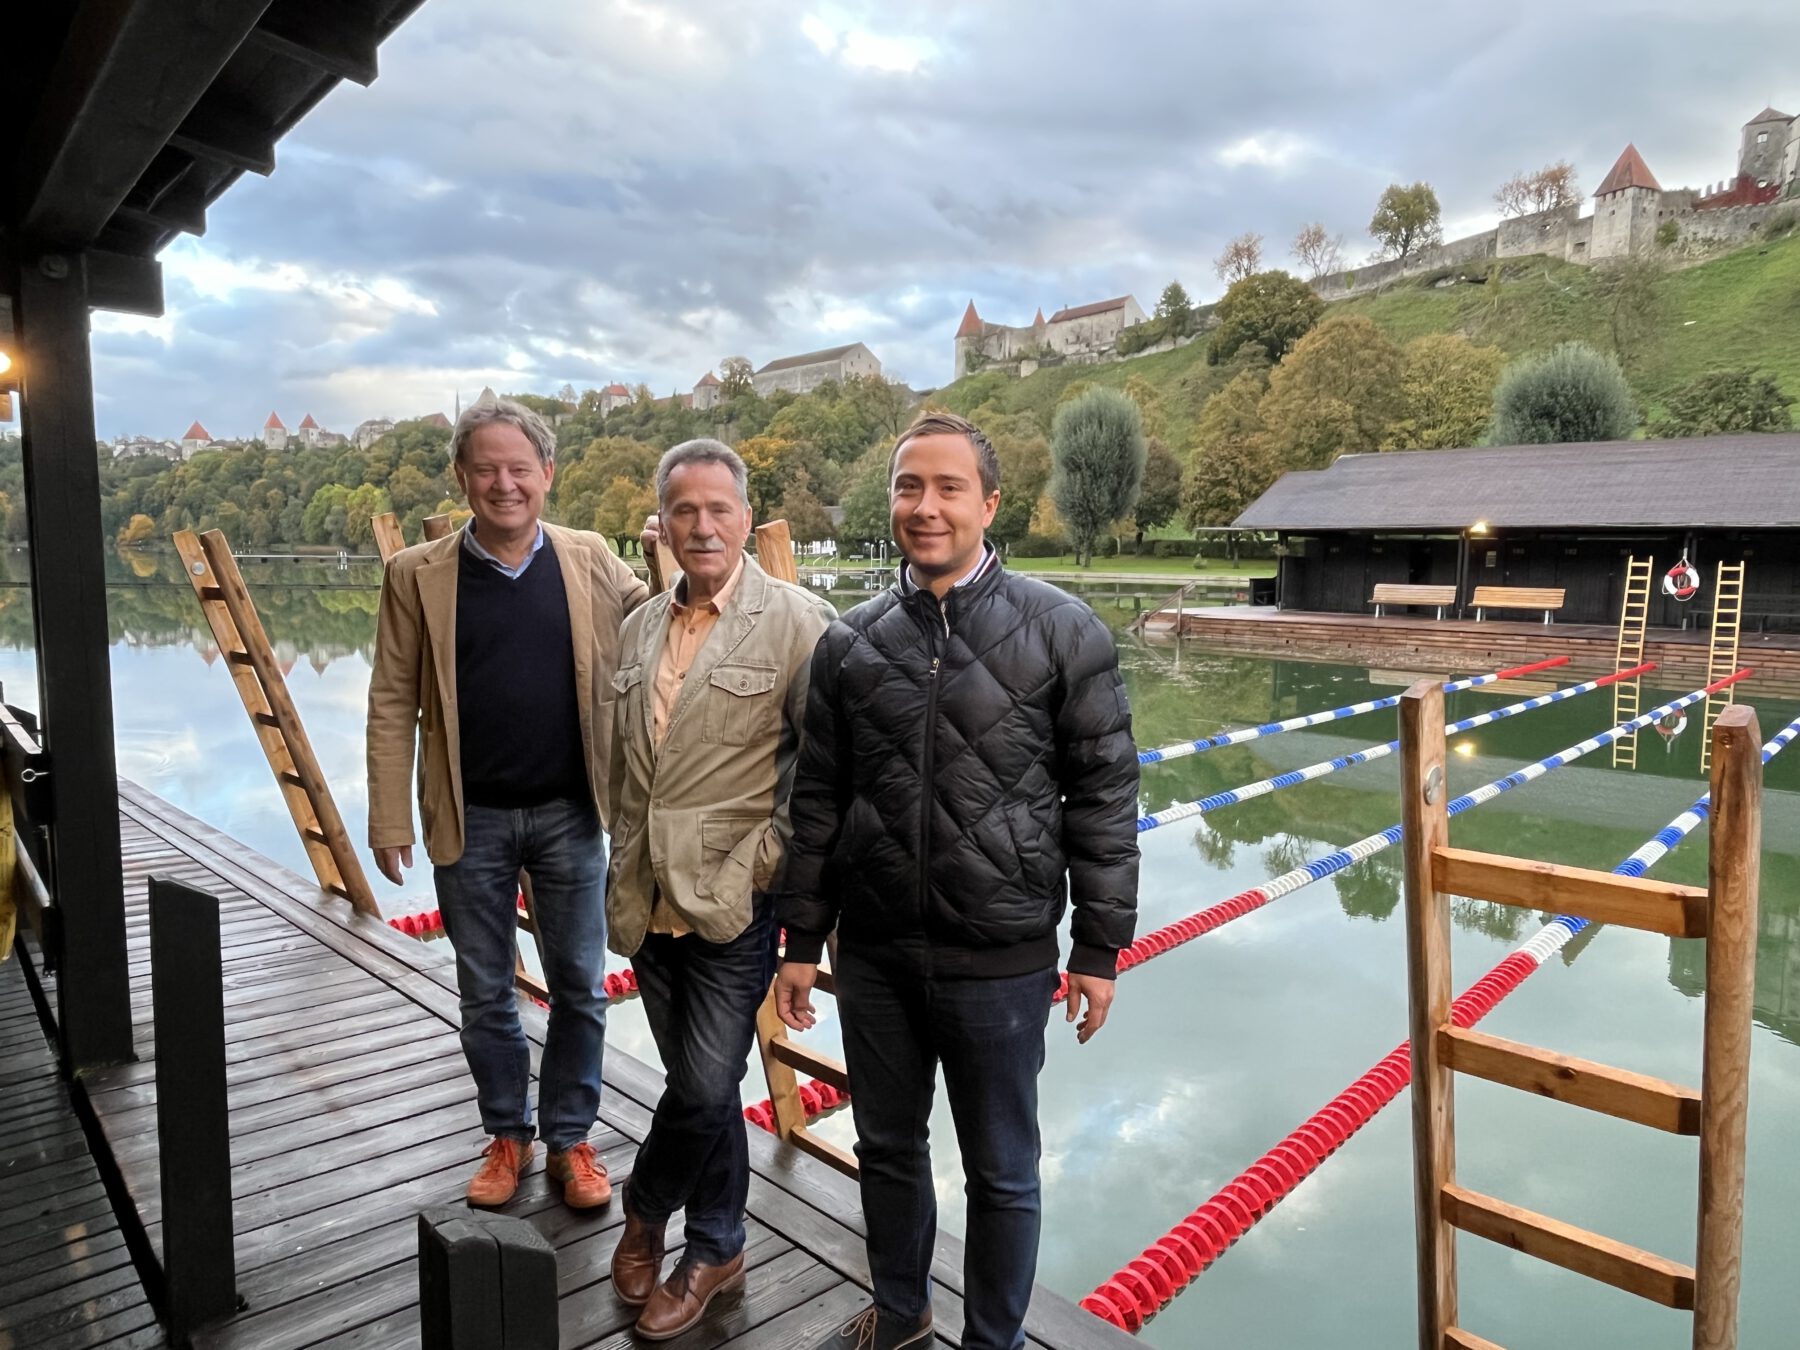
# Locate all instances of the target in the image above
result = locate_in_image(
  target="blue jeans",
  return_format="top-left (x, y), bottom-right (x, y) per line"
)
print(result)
top-left (835, 949), bottom-right (1058, 1350)
top-left (434, 799), bottom-right (607, 1152)
top-left (626, 898), bottom-right (779, 1266)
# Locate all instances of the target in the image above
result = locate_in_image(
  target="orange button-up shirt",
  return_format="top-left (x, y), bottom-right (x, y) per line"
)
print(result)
top-left (646, 555), bottom-right (745, 935)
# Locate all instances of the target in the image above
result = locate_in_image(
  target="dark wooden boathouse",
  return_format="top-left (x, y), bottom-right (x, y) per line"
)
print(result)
top-left (1234, 435), bottom-right (1800, 631)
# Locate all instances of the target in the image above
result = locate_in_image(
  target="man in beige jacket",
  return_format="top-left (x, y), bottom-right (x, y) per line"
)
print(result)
top-left (366, 398), bottom-right (646, 1212)
top-left (604, 439), bottom-right (834, 1340)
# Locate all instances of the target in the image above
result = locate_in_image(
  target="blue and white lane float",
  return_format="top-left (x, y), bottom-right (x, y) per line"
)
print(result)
top-left (1083, 699), bottom-right (1796, 1333)
top-left (1137, 661), bottom-right (1655, 833)
top-left (1111, 668), bottom-right (1752, 975)
top-left (1136, 655), bottom-right (1571, 765)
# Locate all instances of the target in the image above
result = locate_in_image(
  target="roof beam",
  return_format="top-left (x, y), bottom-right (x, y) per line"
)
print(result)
top-left (169, 94), bottom-right (278, 177)
top-left (85, 249), bottom-right (164, 317)
top-left (14, 0), bottom-right (276, 248)
top-left (247, 0), bottom-right (380, 86)
top-left (115, 179), bottom-right (210, 240)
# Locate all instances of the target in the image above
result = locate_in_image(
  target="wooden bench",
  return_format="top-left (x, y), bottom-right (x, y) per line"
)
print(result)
top-left (1470, 585), bottom-right (1565, 624)
top-left (1370, 583), bottom-right (1458, 619)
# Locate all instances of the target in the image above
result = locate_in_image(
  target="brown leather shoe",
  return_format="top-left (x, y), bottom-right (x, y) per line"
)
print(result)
top-left (467, 1136), bottom-right (533, 1208)
top-left (610, 1209), bottom-right (666, 1307)
top-left (633, 1252), bottom-right (746, 1341)
top-left (546, 1141), bottom-right (612, 1209)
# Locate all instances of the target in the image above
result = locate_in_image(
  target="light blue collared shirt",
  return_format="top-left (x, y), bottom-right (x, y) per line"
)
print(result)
top-left (462, 520), bottom-right (546, 580)
top-left (899, 541), bottom-right (997, 596)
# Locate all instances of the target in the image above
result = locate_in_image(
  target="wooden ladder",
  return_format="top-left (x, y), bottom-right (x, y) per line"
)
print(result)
top-left (175, 530), bottom-right (379, 916)
top-left (1400, 686), bottom-right (1761, 1350)
top-left (1610, 555), bottom-right (1654, 769)
top-left (1700, 562), bottom-right (1746, 777)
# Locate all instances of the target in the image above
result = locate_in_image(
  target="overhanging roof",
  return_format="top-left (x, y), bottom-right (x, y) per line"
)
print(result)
top-left (6, 0), bottom-right (427, 315)
top-left (1233, 434), bottom-right (1800, 532)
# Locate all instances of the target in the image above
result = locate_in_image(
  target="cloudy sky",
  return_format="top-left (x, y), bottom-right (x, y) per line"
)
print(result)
top-left (78, 0), bottom-right (1800, 440)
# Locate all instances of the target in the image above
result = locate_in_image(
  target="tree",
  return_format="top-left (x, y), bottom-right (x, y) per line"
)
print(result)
top-left (842, 374), bottom-right (910, 439)
top-left (1494, 161), bottom-right (1580, 217)
top-left (1154, 281), bottom-right (1194, 337)
top-left (1292, 222), bottom-right (1345, 280)
top-left (1383, 334), bottom-right (1506, 450)
top-left (1122, 375), bottom-right (1167, 442)
top-left (1369, 182), bottom-right (1443, 262)
top-left (775, 470), bottom-right (836, 545)
top-left (1259, 315), bottom-right (1404, 468)
top-left (719, 356), bottom-right (755, 399)
top-left (556, 383), bottom-right (578, 408)
top-left (1130, 440), bottom-right (1183, 551)
top-left (118, 512), bottom-right (156, 546)
top-left (735, 435), bottom-right (801, 518)
top-left (1049, 388), bottom-right (1146, 566)
top-left (1592, 254), bottom-right (1666, 371)
top-left (838, 448), bottom-right (894, 554)
top-left (1488, 342), bottom-right (1637, 445)
top-left (1208, 270), bottom-right (1325, 366)
top-left (980, 412), bottom-right (1052, 553)
top-left (1214, 232), bottom-right (1264, 285)
top-left (1181, 370), bottom-right (1276, 565)
top-left (1654, 369), bottom-right (1795, 437)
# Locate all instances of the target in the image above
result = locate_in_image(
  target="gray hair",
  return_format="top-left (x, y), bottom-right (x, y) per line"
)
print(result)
top-left (451, 398), bottom-right (557, 467)
top-left (656, 438), bottom-right (749, 507)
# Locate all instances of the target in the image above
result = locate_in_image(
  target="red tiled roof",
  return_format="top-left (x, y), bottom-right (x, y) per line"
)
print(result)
top-left (1033, 307), bottom-right (1046, 326)
top-left (264, 411), bottom-right (285, 429)
top-left (955, 300), bottom-right (983, 338)
top-left (604, 383), bottom-right (630, 396)
top-left (422, 412), bottom-right (452, 429)
top-left (182, 420), bottom-right (211, 441)
top-left (696, 371), bottom-right (721, 386)
top-left (1048, 296), bottom-right (1132, 324)
top-left (1594, 144), bottom-right (1661, 196)
top-left (299, 412), bottom-right (319, 428)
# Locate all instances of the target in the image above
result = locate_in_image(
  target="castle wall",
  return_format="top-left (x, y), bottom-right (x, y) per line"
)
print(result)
top-left (1495, 203), bottom-right (1581, 259)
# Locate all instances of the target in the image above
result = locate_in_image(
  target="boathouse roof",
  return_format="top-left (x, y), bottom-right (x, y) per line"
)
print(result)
top-left (1234, 433), bottom-right (1800, 532)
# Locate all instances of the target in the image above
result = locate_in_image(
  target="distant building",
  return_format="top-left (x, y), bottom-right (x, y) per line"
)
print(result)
top-left (420, 411), bottom-right (453, 431)
top-left (953, 295), bottom-right (1147, 377)
top-left (599, 383), bottom-right (632, 415)
top-left (753, 342), bottom-right (881, 397)
top-left (295, 412), bottom-right (324, 450)
top-left (353, 417), bottom-right (395, 449)
top-left (262, 410), bottom-right (288, 451)
top-left (180, 420), bottom-right (213, 458)
top-left (692, 370), bottom-right (723, 410)
top-left (112, 435), bottom-right (179, 460)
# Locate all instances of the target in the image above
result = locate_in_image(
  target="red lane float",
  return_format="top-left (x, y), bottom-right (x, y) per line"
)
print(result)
top-left (385, 910), bottom-right (641, 1002)
top-left (744, 1079), bottom-right (852, 1133)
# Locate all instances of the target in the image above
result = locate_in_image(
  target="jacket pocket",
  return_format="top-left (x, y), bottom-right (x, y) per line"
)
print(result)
top-left (695, 814), bottom-right (766, 926)
top-left (703, 663), bottom-right (780, 747)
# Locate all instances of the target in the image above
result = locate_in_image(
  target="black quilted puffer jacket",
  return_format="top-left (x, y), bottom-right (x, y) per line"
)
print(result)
top-left (777, 561), bottom-right (1140, 979)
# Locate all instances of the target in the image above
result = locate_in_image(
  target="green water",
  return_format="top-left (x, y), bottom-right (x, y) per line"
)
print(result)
top-left (6, 558), bottom-right (1798, 1348)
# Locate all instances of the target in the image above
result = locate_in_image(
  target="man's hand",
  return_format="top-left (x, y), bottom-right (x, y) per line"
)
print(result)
top-left (775, 962), bottom-right (820, 1032)
top-left (374, 845), bottom-right (413, 886)
top-left (1064, 973), bottom-right (1115, 1045)
top-left (639, 512), bottom-right (662, 556)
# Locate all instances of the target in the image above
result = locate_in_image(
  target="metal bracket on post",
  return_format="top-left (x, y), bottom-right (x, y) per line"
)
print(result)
top-left (149, 876), bottom-right (240, 1336)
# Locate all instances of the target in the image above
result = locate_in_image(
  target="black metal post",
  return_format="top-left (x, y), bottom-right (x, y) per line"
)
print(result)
top-left (16, 251), bottom-right (133, 1067)
top-left (149, 876), bottom-right (237, 1334)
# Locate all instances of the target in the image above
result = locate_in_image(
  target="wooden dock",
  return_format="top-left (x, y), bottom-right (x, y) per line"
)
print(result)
top-left (1, 783), bottom-right (1138, 1350)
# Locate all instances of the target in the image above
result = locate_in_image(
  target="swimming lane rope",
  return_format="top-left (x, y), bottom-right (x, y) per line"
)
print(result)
top-left (1079, 690), bottom-right (1790, 1335)
top-left (1137, 656), bottom-right (1571, 765)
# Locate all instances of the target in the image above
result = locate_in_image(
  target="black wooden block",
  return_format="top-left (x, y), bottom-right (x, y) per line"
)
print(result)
top-left (418, 1206), bottom-right (558, 1350)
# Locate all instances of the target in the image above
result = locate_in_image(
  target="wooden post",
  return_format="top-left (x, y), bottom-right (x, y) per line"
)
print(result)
top-left (422, 514), bottom-right (454, 542)
top-left (370, 511), bottom-right (407, 563)
top-left (1693, 704), bottom-right (1760, 1350)
top-left (149, 876), bottom-right (238, 1333)
top-left (1399, 679), bottom-right (1458, 1349)
top-left (15, 252), bottom-right (134, 1068)
top-left (643, 541), bottom-right (669, 595)
top-left (755, 520), bottom-right (799, 584)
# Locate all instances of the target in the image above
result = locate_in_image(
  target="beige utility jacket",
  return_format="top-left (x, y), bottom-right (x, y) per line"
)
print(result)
top-left (605, 557), bottom-right (834, 955)
top-left (365, 521), bottom-right (649, 864)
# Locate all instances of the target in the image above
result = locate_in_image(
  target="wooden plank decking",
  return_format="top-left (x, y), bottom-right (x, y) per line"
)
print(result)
top-left (0, 950), bottom-right (167, 1350)
top-left (8, 782), bottom-right (1139, 1350)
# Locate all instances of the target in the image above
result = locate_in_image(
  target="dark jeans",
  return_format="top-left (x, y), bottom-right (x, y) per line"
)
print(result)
top-left (627, 898), bottom-right (779, 1266)
top-left (434, 799), bottom-right (608, 1151)
top-left (835, 948), bottom-right (1058, 1350)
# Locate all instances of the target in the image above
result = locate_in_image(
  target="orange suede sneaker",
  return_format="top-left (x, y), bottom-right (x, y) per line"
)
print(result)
top-left (546, 1141), bottom-right (612, 1209)
top-left (467, 1136), bottom-right (533, 1208)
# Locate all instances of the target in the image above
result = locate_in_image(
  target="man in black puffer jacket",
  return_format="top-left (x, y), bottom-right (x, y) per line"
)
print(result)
top-left (775, 411), bottom-right (1139, 1350)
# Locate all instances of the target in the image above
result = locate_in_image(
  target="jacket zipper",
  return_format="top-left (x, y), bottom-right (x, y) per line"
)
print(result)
top-left (918, 593), bottom-right (949, 924)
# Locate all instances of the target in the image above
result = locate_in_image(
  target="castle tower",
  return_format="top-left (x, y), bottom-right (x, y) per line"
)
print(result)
top-left (298, 411), bottom-right (320, 449)
top-left (262, 410), bottom-right (287, 451)
top-left (1740, 106), bottom-right (1795, 188)
top-left (953, 300), bottom-right (986, 378)
top-left (1590, 144), bottom-right (1662, 261)
top-left (180, 420), bottom-right (212, 459)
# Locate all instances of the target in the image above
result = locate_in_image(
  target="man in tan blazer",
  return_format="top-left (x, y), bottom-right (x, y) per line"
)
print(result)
top-left (366, 398), bottom-right (647, 1212)
top-left (604, 438), bottom-right (834, 1340)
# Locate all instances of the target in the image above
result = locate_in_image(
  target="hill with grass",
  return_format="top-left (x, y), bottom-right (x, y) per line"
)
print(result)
top-left (932, 228), bottom-right (1800, 442)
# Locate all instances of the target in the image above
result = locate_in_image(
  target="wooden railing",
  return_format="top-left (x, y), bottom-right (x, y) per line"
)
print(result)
top-left (0, 699), bottom-right (54, 960)
top-left (1130, 580), bottom-right (1200, 635)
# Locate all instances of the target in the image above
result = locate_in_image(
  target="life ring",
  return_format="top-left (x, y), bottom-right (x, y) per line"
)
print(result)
top-left (1662, 560), bottom-right (1700, 601)
top-left (1654, 710), bottom-right (1688, 745)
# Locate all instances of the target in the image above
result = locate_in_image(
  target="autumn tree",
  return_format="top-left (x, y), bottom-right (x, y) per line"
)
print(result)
top-left (1181, 371), bottom-right (1279, 564)
top-left (118, 513), bottom-right (156, 545)
top-left (1383, 334), bottom-right (1506, 450)
top-left (1259, 315), bottom-right (1404, 468)
top-left (1493, 161), bottom-right (1580, 217)
top-left (981, 411), bottom-right (1052, 552)
top-left (775, 469), bottom-right (837, 545)
top-left (1129, 439), bottom-right (1183, 552)
top-left (1291, 222), bottom-right (1346, 280)
top-left (1214, 232), bottom-right (1264, 284)
top-left (1122, 375), bottom-right (1168, 442)
top-left (1369, 182), bottom-right (1443, 262)
top-left (838, 448), bottom-right (894, 553)
top-left (1049, 388), bottom-right (1146, 566)
top-left (1208, 270), bottom-right (1325, 366)
top-left (735, 435), bottom-right (802, 518)
top-left (1488, 343), bottom-right (1637, 445)
top-left (719, 356), bottom-right (755, 399)
top-left (556, 383), bottom-right (578, 408)
top-left (1654, 368), bottom-right (1795, 437)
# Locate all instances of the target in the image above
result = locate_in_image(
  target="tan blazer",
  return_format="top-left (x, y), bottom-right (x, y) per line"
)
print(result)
top-left (366, 521), bottom-right (649, 865)
top-left (606, 557), bottom-right (834, 956)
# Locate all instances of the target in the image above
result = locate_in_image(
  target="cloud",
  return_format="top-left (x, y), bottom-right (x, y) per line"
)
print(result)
top-left (85, 0), bottom-right (1800, 439)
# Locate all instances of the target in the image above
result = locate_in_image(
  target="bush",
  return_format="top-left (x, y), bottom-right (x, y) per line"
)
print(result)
top-left (1655, 219), bottom-right (1680, 248)
top-left (1653, 368), bottom-right (1794, 437)
top-left (1009, 533), bottom-right (1068, 558)
top-left (1208, 270), bottom-right (1326, 366)
top-left (1487, 342), bottom-right (1637, 445)
top-left (1151, 538), bottom-right (1202, 557)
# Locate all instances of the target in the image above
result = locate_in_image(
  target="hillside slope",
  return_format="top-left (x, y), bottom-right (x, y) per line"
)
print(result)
top-left (933, 229), bottom-right (1800, 441)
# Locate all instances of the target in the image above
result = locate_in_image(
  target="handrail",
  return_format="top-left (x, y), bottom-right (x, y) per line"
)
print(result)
top-left (1130, 580), bottom-right (1200, 635)
top-left (0, 698), bottom-right (51, 954)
